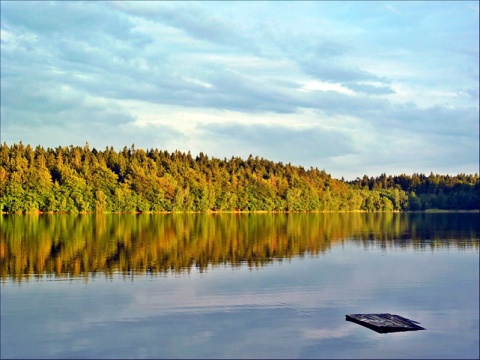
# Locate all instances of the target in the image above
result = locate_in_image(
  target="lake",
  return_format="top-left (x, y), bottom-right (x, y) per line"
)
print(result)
top-left (1, 212), bottom-right (479, 359)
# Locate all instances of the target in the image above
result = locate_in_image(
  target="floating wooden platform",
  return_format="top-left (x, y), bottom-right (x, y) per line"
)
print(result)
top-left (346, 313), bottom-right (426, 333)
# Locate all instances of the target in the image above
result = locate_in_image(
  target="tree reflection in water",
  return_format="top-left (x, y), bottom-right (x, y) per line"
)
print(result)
top-left (1, 212), bottom-right (478, 282)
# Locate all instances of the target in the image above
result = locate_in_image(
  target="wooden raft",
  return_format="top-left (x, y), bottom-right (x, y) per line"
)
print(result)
top-left (345, 313), bottom-right (426, 333)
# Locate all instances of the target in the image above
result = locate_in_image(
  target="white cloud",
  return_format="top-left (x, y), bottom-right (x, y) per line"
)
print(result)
top-left (299, 81), bottom-right (356, 96)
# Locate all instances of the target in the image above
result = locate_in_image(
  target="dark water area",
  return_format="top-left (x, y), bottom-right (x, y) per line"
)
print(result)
top-left (1, 212), bottom-right (479, 359)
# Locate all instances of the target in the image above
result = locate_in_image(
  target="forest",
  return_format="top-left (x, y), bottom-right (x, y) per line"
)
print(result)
top-left (0, 142), bottom-right (478, 213)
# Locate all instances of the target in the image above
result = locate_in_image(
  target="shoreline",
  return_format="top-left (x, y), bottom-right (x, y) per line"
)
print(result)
top-left (2, 209), bottom-right (478, 215)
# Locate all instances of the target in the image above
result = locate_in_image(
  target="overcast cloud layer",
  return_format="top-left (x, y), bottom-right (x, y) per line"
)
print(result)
top-left (1, 1), bottom-right (478, 179)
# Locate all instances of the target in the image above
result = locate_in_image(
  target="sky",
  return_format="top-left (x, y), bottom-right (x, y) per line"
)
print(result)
top-left (1, 1), bottom-right (478, 180)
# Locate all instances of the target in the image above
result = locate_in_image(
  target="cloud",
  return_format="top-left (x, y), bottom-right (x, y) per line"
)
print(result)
top-left (300, 81), bottom-right (356, 96)
top-left (1, 1), bottom-right (478, 178)
top-left (461, 87), bottom-right (480, 100)
top-left (109, 1), bottom-right (252, 51)
top-left (197, 122), bottom-right (355, 167)
top-left (300, 60), bottom-right (381, 84)
top-left (1, 1), bottom-right (142, 45)
top-left (345, 82), bottom-right (395, 96)
top-left (1, 98), bottom-right (185, 152)
top-left (387, 104), bottom-right (479, 138)
top-left (1, 93), bottom-right (137, 150)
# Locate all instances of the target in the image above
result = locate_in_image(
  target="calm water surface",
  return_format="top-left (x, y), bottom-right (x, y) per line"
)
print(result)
top-left (1, 213), bottom-right (479, 359)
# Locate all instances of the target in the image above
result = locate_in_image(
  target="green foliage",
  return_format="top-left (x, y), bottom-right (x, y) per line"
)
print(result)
top-left (1, 142), bottom-right (478, 213)
top-left (349, 172), bottom-right (479, 211)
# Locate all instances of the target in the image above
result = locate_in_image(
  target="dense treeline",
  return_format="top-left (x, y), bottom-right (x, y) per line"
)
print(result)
top-left (349, 172), bottom-right (480, 210)
top-left (0, 142), bottom-right (478, 213)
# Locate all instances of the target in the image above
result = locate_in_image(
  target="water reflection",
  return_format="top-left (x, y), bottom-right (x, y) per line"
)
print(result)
top-left (1, 212), bottom-right (478, 282)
